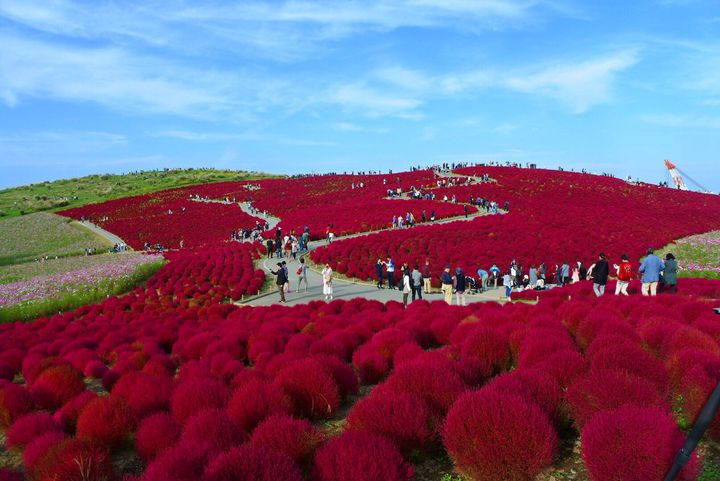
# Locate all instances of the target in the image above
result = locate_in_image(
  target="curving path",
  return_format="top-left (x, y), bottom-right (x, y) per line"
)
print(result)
top-left (75, 221), bottom-right (130, 249)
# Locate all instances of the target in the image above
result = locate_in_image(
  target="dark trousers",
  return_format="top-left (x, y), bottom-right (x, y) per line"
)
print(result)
top-left (377, 274), bottom-right (383, 288)
top-left (412, 285), bottom-right (422, 300)
top-left (277, 284), bottom-right (286, 302)
top-left (387, 272), bottom-right (395, 289)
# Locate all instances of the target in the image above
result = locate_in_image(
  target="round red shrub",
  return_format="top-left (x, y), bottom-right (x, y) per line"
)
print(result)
top-left (227, 379), bottom-right (293, 433)
top-left (0, 382), bottom-right (33, 429)
top-left (312, 431), bottom-right (414, 481)
top-left (22, 431), bottom-right (65, 475)
top-left (527, 349), bottom-right (586, 388)
top-left (347, 391), bottom-right (434, 455)
top-left (384, 360), bottom-right (467, 413)
top-left (112, 371), bottom-right (175, 419)
top-left (459, 326), bottom-right (510, 379)
top-left (310, 354), bottom-right (359, 398)
top-left (0, 468), bottom-right (23, 481)
top-left (140, 442), bottom-right (212, 481)
top-left (565, 369), bottom-right (666, 429)
top-left (487, 369), bottom-right (564, 426)
top-left (680, 360), bottom-right (720, 440)
top-left (582, 405), bottom-right (698, 481)
top-left (84, 359), bottom-right (107, 378)
top-left (180, 408), bottom-right (245, 454)
top-left (6, 412), bottom-right (61, 450)
top-left (202, 442), bottom-right (303, 481)
top-left (275, 359), bottom-right (340, 420)
top-left (252, 414), bottom-right (324, 466)
top-left (170, 378), bottom-right (229, 425)
top-left (54, 391), bottom-right (97, 432)
top-left (588, 343), bottom-right (670, 393)
top-left (76, 395), bottom-right (136, 449)
top-left (29, 365), bottom-right (86, 410)
top-left (443, 389), bottom-right (557, 481)
top-left (352, 346), bottom-right (389, 385)
top-left (135, 412), bottom-right (181, 463)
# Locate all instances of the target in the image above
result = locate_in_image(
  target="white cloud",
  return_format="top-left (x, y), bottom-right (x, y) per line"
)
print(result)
top-left (502, 50), bottom-right (639, 113)
top-left (493, 123), bottom-right (519, 134)
top-left (328, 84), bottom-right (422, 118)
top-left (640, 113), bottom-right (720, 129)
top-left (331, 122), bottom-right (389, 133)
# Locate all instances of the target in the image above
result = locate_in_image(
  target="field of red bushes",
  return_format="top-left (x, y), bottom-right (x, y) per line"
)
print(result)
top-left (311, 166), bottom-right (720, 284)
top-left (3, 165), bottom-right (720, 481)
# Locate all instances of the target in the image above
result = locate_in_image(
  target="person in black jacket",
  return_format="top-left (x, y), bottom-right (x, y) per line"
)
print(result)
top-left (375, 258), bottom-right (384, 289)
top-left (270, 262), bottom-right (287, 303)
top-left (590, 253), bottom-right (609, 297)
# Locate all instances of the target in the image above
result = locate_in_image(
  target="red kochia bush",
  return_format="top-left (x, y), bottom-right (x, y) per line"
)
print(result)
top-left (29, 365), bottom-right (86, 410)
top-left (0, 382), bottom-right (33, 428)
top-left (141, 442), bottom-right (212, 481)
top-left (28, 438), bottom-right (114, 481)
top-left (582, 405), bottom-right (698, 481)
top-left (347, 392), bottom-right (435, 455)
top-left (170, 378), bottom-right (229, 425)
top-left (228, 379), bottom-right (294, 433)
top-left (0, 468), bottom-right (23, 481)
top-left (383, 360), bottom-right (467, 413)
top-left (487, 369), bottom-right (564, 427)
top-left (275, 359), bottom-right (340, 420)
top-left (588, 343), bottom-right (670, 393)
top-left (180, 408), bottom-right (245, 454)
top-left (135, 412), bottom-right (181, 462)
top-left (22, 431), bottom-right (66, 474)
top-left (443, 389), bottom-right (557, 481)
top-left (565, 369), bottom-right (666, 429)
top-left (312, 431), bottom-right (414, 481)
top-left (54, 391), bottom-right (97, 431)
top-left (76, 396), bottom-right (136, 449)
top-left (459, 326), bottom-right (510, 379)
top-left (112, 371), bottom-right (175, 419)
top-left (251, 414), bottom-right (325, 466)
top-left (352, 346), bottom-right (389, 384)
top-left (680, 360), bottom-right (720, 440)
top-left (203, 442), bottom-right (303, 481)
top-left (6, 412), bottom-right (62, 450)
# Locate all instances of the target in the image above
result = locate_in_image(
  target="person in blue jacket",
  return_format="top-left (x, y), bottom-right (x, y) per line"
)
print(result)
top-left (638, 247), bottom-right (665, 296)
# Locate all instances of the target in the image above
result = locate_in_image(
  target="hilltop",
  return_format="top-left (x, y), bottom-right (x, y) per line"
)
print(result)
top-left (0, 168), bottom-right (280, 217)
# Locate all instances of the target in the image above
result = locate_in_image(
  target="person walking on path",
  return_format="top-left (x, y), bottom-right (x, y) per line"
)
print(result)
top-left (375, 259), bottom-right (384, 289)
top-left (422, 260), bottom-right (432, 293)
top-left (614, 254), bottom-right (633, 296)
top-left (386, 258), bottom-right (396, 290)
top-left (441, 266), bottom-right (453, 305)
top-left (266, 239), bottom-right (274, 259)
top-left (503, 270), bottom-right (513, 298)
top-left (638, 248), bottom-right (665, 296)
top-left (322, 263), bottom-right (334, 300)
top-left (589, 253), bottom-right (610, 297)
top-left (490, 264), bottom-right (501, 289)
top-left (270, 262), bottom-right (288, 303)
top-left (454, 268), bottom-right (467, 306)
top-left (411, 265), bottom-right (423, 301)
top-left (663, 253), bottom-right (678, 293)
top-left (402, 270), bottom-right (412, 307)
top-left (296, 257), bottom-right (309, 293)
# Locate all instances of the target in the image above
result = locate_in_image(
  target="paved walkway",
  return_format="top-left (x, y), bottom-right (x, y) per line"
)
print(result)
top-left (244, 253), bottom-right (507, 306)
top-left (190, 198), bottom-right (281, 232)
top-left (75, 221), bottom-right (130, 248)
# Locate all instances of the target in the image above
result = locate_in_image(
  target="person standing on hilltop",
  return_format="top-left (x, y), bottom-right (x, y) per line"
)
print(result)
top-left (270, 262), bottom-right (288, 303)
top-left (663, 253), bottom-right (678, 293)
top-left (422, 259), bottom-right (432, 294)
top-left (638, 248), bottom-right (665, 296)
top-left (614, 254), bottom-right (633, 296)
top-left (322, 263), bottom-right (334, 301)
top-left (589, 253), bottom-right (610, 296)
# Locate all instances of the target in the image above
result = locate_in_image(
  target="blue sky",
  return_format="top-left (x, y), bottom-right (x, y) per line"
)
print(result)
top-left (1, 0), bottom-right (719, 191)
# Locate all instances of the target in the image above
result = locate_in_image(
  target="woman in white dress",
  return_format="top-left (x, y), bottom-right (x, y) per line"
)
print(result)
top-left (322, 264), bottom-right (334, 300)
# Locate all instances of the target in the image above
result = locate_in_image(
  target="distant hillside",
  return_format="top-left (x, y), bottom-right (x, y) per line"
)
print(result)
top-left (0, 168), bottom-right (280, 217)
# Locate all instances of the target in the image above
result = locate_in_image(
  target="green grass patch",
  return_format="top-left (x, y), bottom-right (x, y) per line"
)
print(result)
top-left (0, 258), bottom-right (164, 323)
top-left (0, 168), bottom-right (280, 218)
top-left (0, 212), bottom-right (112, 266)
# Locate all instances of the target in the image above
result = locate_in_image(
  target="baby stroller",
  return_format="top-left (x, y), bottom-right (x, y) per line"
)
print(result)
top-left (465, 276), bottom-right (479, 294)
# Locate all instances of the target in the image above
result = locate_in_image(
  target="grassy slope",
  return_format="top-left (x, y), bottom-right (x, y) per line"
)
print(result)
top-left (657, 230), bottom-right (720, 280)
top-left (0, 168), bottom-right (279, 217)
top-left (0, 212), bottom-right (113, 266)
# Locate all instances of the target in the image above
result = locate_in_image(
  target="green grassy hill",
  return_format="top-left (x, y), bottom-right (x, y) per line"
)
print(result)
top-left (0, 168), bottom-right (279, 217)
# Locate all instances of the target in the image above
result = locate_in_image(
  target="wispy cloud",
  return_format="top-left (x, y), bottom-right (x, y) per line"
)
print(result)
top-left (330, 122), bottom-right (389, 133)
top-left (640, 113), bottom-right (720, 129)
top-left (0, 130), bottom-right (127, 145)
top-left (328, 84), bottom-right (423, 118)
